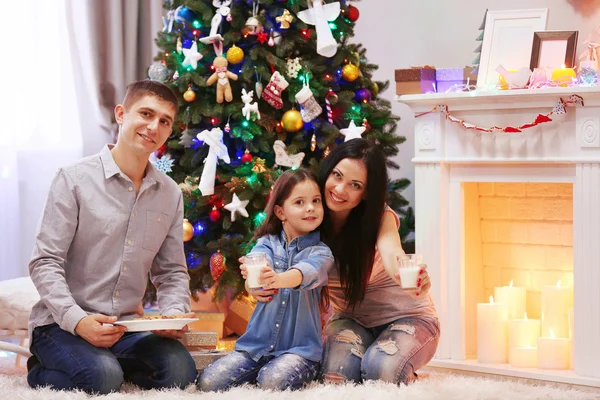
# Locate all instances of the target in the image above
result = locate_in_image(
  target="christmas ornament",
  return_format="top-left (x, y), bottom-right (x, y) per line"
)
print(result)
top-left (297, 0), bottom-right (341, 57)
top-left (183, 86), bottom-right (196, 102)
top-left (206, 56), bottom-right (238, 103)
top-left (224, 193), bottom-right (249, 222)
top-left (362, 118), bottom-right (371, 132)
top-left (252, 158), bottom-right (267, 173)
top-left (295, 84), bottom-right (323, 122)
top-left (241, 150), bottom-right (253, 163)
top-left (262, 71), bottom-right (289, 109)
top-left (342, 63), bottom-right (359, 82)
top-left (273, 140), bottom-right (305, 168)
top-left (209, 195), bottom-right (225, 209)
top-left (151, 155), bottom-right (175, 173)
top-left (257, 31), bottom-right (269, 44)
top-left (325, 89), bottom-right (338, 124)
top-left (200, 0), bottom-right (232, 44)
top-left (173, 70), bottom-right (179, 81)
top-left (183, 219), bottom-right (194, 242)
top-left (340, 120), bottom-right (366, 142)
top-left (179, 129), bottom-right (195, 147)
top-left (323, 146), bottom-right (330, 157)
top-left (286, 57), bottom-right (302, 78)
top-left (355, 88), bottom-right (372, 103)
top-left (179, 176), bottom-right (199, 195)
top-left (280, 109), bottom-right (303, 132)
top-left (311, 133), bottom-right (317, 151)
top-left (496, 65), bottom-right (531, 89)
top-left (224, 116), bottom-right (231, 133)
top-left (148, 62), bottom-right (169, 82)
top-left (182, 41), bottom-right (203, 70)
top-left (225, 176), bottom-right (250, 192)
top-left (578, 67), bottom-right (599, 86)
top-left (209, 250), bottom-right (226, 280)
top-left (241, 88), bottom-right (261, 120)
top-left (372, 82), bottom-right (379, 96)
top-left (268, 32), bottom-right (275, 47)
top-left (226, 45), bottom-right (244, 65)
top-left (175, 6), bottom-right (197, 23)
top-left (197, 128), bottom-right (231, 196)
top-left (209, 206), bottom-right (221, 222)
top-left (176, 36), bottom-right (182, 54)
top-left (162, 9), bottom-right (176, 33)
top-left (243, 2), bottom-right (263, 36)
top-left (276, 9), bottom-right (294, 29)
top-left (346, 5), bottom-right (360, 22)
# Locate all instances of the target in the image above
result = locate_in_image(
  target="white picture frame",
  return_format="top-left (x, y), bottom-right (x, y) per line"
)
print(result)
top-left (478, 9), bottom-right (548, 87)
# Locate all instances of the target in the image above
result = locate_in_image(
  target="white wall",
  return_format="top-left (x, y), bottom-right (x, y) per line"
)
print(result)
top-left (354, 0), bottom-right (600, 209)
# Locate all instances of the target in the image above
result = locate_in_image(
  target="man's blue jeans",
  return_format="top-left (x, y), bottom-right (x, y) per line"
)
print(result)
top-left (27, 323), bottom-right (197, 394)
top-left (197, 350), bottom-right (319, 391)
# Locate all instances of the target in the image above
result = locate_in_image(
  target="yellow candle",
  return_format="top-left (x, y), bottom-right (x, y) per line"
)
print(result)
top-left (511, 345), bottom-right (538, 368)
top-left (477, 296), bottom-right (508, 363)
top-left (495, 280), bottom-right (526, 320)
top-left (541, 280), bottom-right (573, 338)
top-left (537, 328), bottom-right (570, 370)
top-left (551, 64), bottom-right (576, 87)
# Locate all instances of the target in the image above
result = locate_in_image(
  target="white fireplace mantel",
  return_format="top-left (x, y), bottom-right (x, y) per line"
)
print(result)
top-left (398, 87), bottom-right (600, 388)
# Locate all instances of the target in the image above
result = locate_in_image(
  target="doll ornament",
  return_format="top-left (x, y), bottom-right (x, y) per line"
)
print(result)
top-left (206, 56), bottom-right (238, 103)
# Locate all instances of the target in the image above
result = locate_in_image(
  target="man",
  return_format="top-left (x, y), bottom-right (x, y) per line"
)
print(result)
top-left (27, 80), bottom-right (197, 394)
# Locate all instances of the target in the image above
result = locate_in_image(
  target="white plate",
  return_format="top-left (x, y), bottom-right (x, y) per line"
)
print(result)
top-left (114, 318), bottom-right (198, 332)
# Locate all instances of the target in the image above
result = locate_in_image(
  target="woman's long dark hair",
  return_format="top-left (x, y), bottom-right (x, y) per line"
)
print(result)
top-left (318, 138), bottom-right (388, 309)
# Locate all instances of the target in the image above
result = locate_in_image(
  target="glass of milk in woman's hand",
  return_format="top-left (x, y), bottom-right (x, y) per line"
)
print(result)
top-left (398, 254), bottom-right (422, 289)
top-left (245, 253), bottom-right (269, 289)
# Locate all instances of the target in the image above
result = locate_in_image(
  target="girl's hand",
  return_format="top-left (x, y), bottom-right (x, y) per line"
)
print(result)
top-left (259, 268), bottom-right (281, 290)
top-left (394, 264), bottom-right (431, 299)
top-left (240, 264), bottom-right (248, 280)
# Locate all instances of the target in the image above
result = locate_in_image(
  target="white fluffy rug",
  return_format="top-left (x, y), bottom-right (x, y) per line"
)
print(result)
top-left (2, 366), bottom-right (599, 400)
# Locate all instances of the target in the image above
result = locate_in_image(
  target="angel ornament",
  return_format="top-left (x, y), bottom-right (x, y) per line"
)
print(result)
top-left (273, 140), bottom-right (305, 168)
top-left (197, 128), bottom-right (231, 196)
top-left (297, 0), bottom-right (341, 58)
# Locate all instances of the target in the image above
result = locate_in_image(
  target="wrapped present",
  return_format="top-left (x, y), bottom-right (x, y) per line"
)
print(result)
top-left (435, 66), bottom-right (478, 93)
top-left (190, 349), bottom-right (231, 371)
top-left (181, 331), bottom-right (218, 350)
top-left (394, 66), bottom-right (436, 95)
top-left (224, 296), bottom-right (256, 336)
top-left (188, 312), bottom-right (225, 339)
top-left (217, 336), bottom-right (238, 351)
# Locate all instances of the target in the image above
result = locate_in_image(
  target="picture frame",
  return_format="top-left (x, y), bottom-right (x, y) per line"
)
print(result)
top-left (529, 31), bottom-right (578, 70)
top-left (478, 9), bottom-right (548, 87)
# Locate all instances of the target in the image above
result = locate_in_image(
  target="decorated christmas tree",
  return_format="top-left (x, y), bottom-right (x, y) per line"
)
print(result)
top-left (147, 0), bottom-right (411, 301)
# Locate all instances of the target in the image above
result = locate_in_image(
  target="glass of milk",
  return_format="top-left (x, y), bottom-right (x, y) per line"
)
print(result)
top-left (245, 252), bottom-right (269, 289)
top-left (398, 254), bottom-right (422, 289)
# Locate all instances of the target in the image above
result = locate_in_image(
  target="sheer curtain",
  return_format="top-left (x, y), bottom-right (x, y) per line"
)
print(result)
top-left (0, 0), bottom-right (82, 280)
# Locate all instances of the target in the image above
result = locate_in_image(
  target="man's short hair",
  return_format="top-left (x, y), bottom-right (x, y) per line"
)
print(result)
top-left (122, 80), bottom-right (179, 112)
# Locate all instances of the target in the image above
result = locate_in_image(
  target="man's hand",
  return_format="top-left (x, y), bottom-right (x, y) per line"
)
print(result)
top-left (75, 314), bottom-right (126, 348)
top-left (152, 312), bottom-right (196, 340)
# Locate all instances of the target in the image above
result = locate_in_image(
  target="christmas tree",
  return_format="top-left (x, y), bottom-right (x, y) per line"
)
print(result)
top-left (472, 9), bottom-right (487, 74)
top-left (147, 0), bottom-right (411, 301)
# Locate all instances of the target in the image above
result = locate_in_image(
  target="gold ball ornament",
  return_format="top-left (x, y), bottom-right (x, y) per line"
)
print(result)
top-left (280, 109), bottom-right (303, 132)
top-left (183, 219), bottom-right (194, 242)
top-left (183, 87), bottom-right (196, 102)
top-left (226, 45), bottom-right (245, 65)
top-left (342, 64), bottom-right (359, 82)
top-left (372, 82), bottom-right (379, 96)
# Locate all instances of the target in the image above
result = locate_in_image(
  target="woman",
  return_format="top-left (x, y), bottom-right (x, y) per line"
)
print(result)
top-left (250, 138), bottom-right (439, 385)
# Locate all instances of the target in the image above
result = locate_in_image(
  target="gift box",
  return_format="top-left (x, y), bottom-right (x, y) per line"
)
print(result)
top-left (180, 331), bottom-right (218, 350)
top-left (190, 349), bottom-right (231, 371)
top-left (394, 67), bottom-right (436, 95)
top-left (217, 336), bottom-right (238, 351)
top-left (435, 67), bottom-right (478, 93)
top-left (224, 296), bottom-right (256, 336)
top-left (188, 312), bottom-right (225, 339)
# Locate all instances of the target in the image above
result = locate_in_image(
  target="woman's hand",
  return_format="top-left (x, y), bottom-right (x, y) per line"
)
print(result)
top-left (395, 264), bottom-right (431, 299)
top-left (259, 268), bottom-right (282, 290)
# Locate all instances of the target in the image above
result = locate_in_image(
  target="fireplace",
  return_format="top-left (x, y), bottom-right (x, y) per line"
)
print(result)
top-left (399, 87), bottom-right (600, 387)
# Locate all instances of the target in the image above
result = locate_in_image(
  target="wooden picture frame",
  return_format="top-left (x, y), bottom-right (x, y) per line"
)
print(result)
top-left (478, 9), bottom-right (548, 87)
top-left (529, 31), bottom-right (578, 70)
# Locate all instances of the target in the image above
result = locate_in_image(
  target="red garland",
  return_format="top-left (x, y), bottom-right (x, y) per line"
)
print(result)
top-left (416, 95), bottom-right (584, 133)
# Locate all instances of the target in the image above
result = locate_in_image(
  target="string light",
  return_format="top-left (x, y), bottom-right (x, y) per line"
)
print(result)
top-left (193, 20), bottom-right (202, 28)
top-left (254, 212), bottom-right (267, 226)
top-left (242, 120), bottom-right (249, 128)
top-left (193, 222), bottom-right (204, 234)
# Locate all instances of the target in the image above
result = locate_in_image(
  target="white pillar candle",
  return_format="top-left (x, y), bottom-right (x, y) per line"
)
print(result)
top-left (537, 329), bottom-right (570, 370)
top-left (477, 296), bottom-right (508, 363)
top-left (509, 312), bottom-right (540, 367)
top-left (541, 281), bottom-right (573, 338)
top-left (495, 280), bottom-right (526, 320)
top-left (510, 346), bottom-right (537, 368)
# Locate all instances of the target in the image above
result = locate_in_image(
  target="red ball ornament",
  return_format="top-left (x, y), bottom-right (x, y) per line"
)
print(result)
top-left (209, 250), bottom-right (226, 280)
top-left (346, 5), bottom-right (360, 22)
top-left (241, 150), bottom-right (253, 163)
top-left (155, 144), bottom-right (167, 158)
top-left (209, 206), bottom-right (221, 222)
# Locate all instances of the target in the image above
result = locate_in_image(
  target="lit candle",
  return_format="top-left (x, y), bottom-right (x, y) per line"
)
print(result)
top-left (537, 328), bottom-right (570, 369)
top-left (511, 345), bottom-right (538, 368)
top-left (477, 296), bottom-right (508, 363)
top-left (551, 64), bottom-right (576, 87)
top-left (541, 280), bottom-right (573, 338)
top-left (495, 280), bottom-right (526, 320)
top-left (509, 312), bottom-right (540, 367)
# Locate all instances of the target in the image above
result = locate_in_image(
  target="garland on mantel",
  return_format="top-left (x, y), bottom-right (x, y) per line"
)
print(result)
top-left (415, 95), bottom-right (585, 133)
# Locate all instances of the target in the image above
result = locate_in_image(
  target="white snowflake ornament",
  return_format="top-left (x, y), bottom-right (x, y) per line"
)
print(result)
top-left (151, 156), bottom-right (175, 174)
top-left (287, 57), bottom-right (302, 78)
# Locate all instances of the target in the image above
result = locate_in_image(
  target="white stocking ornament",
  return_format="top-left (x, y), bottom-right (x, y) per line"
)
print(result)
top-left (261, 71), bottom-right (289, 109)
top-left (295, 85), bottom-right (322, 122)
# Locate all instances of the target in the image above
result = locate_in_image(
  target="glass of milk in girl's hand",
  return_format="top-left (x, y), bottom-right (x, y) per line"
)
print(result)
top-left (398, 254), bottom-right (422, 289)
top-left (245, 253), bottom-right (269, 290)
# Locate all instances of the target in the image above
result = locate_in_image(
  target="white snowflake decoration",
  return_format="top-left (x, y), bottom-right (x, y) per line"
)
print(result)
top-left (287, 57), bottom-right (302, 78)
top-left (152, 156), bottom-right (175, 174)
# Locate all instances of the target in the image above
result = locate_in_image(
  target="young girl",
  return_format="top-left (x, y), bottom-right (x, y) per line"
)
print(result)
top-left (196, 168), bottom-right (334, 392)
